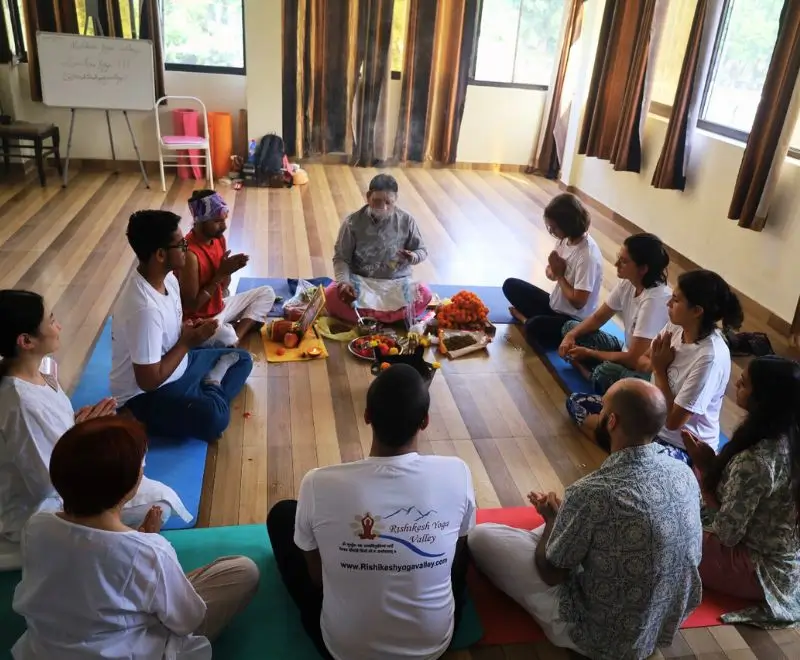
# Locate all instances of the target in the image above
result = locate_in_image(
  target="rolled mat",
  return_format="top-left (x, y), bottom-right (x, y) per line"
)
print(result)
top-left (1, 525), bottom-right (483, 657)
top-left (208, 112), bottom-right (233, 178)
top-left (469, 507), bottom-right (753, 646)
top-left (172, 108), bottom-right (203, 180)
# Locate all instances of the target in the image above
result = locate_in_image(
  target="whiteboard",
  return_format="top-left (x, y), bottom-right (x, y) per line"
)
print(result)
top-left (36, 32), bottom-right (155, 111)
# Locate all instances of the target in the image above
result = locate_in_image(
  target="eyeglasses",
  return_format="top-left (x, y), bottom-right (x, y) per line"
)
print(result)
top-left (165, 238), bottom-right (188, 252)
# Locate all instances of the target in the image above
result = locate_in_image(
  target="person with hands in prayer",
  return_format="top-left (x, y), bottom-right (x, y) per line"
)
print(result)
top-left (111, 210), bottom-right (253, 442)
top-left (470, 378), bottom-right (702, 660)
top-left (324, 174), bottom-right (432, 324)
top-left (179, 190), bottom-right (275, 347)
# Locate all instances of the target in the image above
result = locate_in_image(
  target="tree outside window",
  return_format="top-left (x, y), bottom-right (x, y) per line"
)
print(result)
top-left (163, 0), bottom-right (245, 71)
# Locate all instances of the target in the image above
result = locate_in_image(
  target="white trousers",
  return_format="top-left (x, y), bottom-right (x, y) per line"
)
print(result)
top-left (206, 286), bottom-right (276, 347)
top-left (468, 523), bottom-right (582, 653)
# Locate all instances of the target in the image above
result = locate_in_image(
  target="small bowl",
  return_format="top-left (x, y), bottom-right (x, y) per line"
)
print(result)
top-left (357, 317), bottom-right (379, 336)
top-left (307, 347), bottom-right (323, 358)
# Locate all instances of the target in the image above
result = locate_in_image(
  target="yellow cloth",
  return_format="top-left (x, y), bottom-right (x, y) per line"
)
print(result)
top-left (315, 316), bottom-right (358, 342)
top-left (261, 326), bottom-right (329, 363)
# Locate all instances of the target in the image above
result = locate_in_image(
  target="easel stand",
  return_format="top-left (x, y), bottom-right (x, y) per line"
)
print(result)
top-left (62, 108), bottom-right (149, 188)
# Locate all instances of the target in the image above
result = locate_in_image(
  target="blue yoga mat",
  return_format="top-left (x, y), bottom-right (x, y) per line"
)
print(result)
top-left (237, 278), bottom-right (513, 324)
top-left (540, 321), bottom-right (729, 449)
top-left (1, 525), bottom-right (484, 658)
top-left (71, 319), bottom-right (207, 531)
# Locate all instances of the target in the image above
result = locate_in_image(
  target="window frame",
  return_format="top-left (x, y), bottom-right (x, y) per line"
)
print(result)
top-left (467, 0), bottom-right (551, 92)
top-left (162, 0), bottom-right (247, 76)
top-left (4, 0), bottom-right (27, 63)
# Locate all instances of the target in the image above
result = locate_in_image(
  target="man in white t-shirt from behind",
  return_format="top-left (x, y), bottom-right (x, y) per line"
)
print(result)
top-left (111, 210), bottom-right (253, 442)
top-left (267, 364), bottom-right (476, 660)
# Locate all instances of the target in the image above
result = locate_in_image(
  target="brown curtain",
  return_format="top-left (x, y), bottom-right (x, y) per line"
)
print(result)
top-left (528, 0), bottom-right (585, 179)
top-left (139, 0), bottom-right (166, 101)
top-left (579, 0), bottom-right (664, 172)
top-left (728, 1), bottom-right (800, 232)
top-left (282, 0), bottom-right (393, 162)
top-left (651, 0), bottom-right (723, 190)
top-left (393, 0), bottom-right (478, 164)
top-left (21, 0), bottom-right (79, 102)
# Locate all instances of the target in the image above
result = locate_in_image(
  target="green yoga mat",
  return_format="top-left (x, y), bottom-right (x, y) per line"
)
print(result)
top-left (2, 524), bottom-right (483, 659)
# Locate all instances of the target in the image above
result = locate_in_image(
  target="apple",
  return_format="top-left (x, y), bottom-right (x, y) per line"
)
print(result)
top-left (284, 332), bottom-right (300, 349)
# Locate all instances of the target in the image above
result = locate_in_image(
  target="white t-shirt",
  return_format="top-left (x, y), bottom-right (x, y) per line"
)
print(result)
top-left (606, 281), bottom-right (672, 350)
top-left (549, 235), bottom-right (603, 319)
top-left (0, 376), bottom-right (192, 549)
top-left (295, 453), bottom-right (476, 660)
top-left (653, 322), bottom-right (731, 451)
top-left (111, 271), bottom-right (188, 405)
top-left (12, 513), bottom-right (210, 660)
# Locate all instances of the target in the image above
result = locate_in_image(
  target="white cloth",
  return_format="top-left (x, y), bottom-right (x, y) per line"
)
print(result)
top-left (0, 375), bottom-right (191, 564)
top-left (352, 274), bottom-right (417, 312)
top-left (468, 523), bottom-right (582, 653)
top-left (549, 235), bottom-right (603, 319)
top-left (205, 286), bottom-right (276, 347)
top-left (12, 512), bottom-right (210, 660)
top-left (653, 322), bottom-right (731, 451)
top-left (606, 281), bottom-right (672, 350)
top-left (111, 271), bottom-right (188, 406)
top-left (294, 453), bottom-right (476, 660)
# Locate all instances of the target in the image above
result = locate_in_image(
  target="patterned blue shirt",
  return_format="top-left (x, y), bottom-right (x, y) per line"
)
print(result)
top-left (546, 443), bottom-right (702, 660)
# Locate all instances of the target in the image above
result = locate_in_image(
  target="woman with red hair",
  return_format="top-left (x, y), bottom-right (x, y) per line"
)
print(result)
top-left (12, 416), bottom-right (259, 659)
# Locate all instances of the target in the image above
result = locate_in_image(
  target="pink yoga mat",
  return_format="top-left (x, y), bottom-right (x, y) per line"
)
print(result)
top-left (470, 507), bottom-right (753, 646)
top-left (171, 108), bottom-right (203, 180)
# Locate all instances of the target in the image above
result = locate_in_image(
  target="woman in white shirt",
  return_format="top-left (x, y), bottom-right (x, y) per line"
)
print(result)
top-left (12, 416), bottom-right (259, 660)
top-left (567, 269), bottom-right (742, 463)
top-left (558, 233), bottom-right (671, 393)
top-left (0, 290), bottom-right (191, 552)
top-left (503, 193), bottom-right (603, 350)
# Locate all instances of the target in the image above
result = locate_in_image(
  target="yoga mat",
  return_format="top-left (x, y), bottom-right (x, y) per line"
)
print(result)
top-left (208, 111), bottom-right (233, 179)
top-left (540, 321), bottom-right (729, 449)
top-left (71, 319), bottom-right (207, 531)
top-left (429, 285), bottom-right (514, 324)
top-left (172, 108), bottom-right (202, 180)
top-left (237, 277), bottom-right (333, 318)
top-left (470, 507), bottom-right (752, 646)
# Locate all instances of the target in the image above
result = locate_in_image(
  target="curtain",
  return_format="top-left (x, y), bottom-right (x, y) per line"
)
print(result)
top-left (579, 0), bottom-right (665, 172)
top-left (528, 0), bottom-right (585, 179)
top-left (0, 9), bottom-right (12, 64)
top-left (283, 0), bottom-right (393, 162)
top-left (21, 0), bottom-right (79, 102)
top-left (728, 1), bottom-right (800, 232)
top-left (393, 0), bottom-right (478, 164)
top-left (651, 0), bottom-right (723, 190)
top-left (139, 0), bottom-right (166, 101)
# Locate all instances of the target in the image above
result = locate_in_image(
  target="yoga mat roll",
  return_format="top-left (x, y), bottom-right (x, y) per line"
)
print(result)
top-left (208, 112), bottom-right (233, 178)
top-left (171, 108), bottom-right (203, 180)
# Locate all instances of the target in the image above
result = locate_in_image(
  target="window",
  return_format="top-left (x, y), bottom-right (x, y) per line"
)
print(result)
top-left (75, 0), bottom-right (139, 38)
top-left (700, 0), bottom-right (783, 138)
top-left (649, 0), bottom-right (696, 113)
top-left (390, 0), bottom-right (408, 77)
top-left (471, 0), bottom-right (564, 89)
top-left (1, 0), bottom-right (27, 61)
top-left (163, 0), bottom-right (245, 74)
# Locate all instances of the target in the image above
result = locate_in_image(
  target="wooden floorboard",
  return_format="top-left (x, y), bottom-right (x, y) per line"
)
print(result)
top-left (0, 166), bottom-right (791, 659)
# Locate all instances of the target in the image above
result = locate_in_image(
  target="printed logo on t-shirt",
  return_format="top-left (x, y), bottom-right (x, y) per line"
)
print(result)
top-left (341, 507), bottom-right (451, 572)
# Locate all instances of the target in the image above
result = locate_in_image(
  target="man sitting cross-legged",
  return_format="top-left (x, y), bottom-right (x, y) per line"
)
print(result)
top-left (111, 209), bottom-right (253, 442)
top-left (469, 379), bottom-right (702, 660)
top-left (178, 189), bottom-right (275, 347)
top-left (267, 364), bottom-right (476, 660)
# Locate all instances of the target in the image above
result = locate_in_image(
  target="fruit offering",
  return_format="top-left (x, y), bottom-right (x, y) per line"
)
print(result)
top-left (351, 334), bottom-right (398, 359)
top-left (436, 291), bottom-right (489, 329)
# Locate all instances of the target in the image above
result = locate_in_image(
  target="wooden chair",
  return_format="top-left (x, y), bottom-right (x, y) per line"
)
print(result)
top-left (0, 122), bottom-right (63, 186)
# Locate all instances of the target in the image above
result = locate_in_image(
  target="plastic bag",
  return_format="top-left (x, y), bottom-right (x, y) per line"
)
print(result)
top-left (283, 279), bottom-right (318, 321)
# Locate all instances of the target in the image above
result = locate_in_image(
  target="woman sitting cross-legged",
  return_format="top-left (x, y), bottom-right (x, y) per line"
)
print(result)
top-left (683, 356), bottom-right (800, 627)
top-left (558, 233), bottom-right (671, 394)
top-left (12, 416), bottom-right (260, 660)
top-left (567, 269), bottom-right (743, 463)
top-left (0, 290), bottom-right (191, 551)
top-left (503, 193), bottom-right (603, 350)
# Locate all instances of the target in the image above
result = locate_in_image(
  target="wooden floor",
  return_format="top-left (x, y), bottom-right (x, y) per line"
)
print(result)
top-left (2, 165), bottom-right (799, 659)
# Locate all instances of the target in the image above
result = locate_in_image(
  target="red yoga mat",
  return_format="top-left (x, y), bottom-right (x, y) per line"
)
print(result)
top-left (470, 507), bottom-right (754, 647)
top-left (171, 108), bottom-right (203, 180)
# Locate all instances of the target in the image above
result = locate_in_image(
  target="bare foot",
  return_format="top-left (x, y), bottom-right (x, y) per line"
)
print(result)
top-left (509, 306), bottom-right (527, 324)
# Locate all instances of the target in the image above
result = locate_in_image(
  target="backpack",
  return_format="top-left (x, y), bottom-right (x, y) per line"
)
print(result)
top-left (254, 134), bottom-right (292, 188)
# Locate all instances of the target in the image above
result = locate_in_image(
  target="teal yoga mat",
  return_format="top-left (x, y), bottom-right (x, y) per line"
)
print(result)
top-left (2, 525), bottom-right (483, 658)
